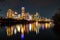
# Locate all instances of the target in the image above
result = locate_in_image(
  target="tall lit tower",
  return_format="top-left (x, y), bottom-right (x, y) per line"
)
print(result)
top-left (36, 12), bottom-right (39, 18)
top-left (34, 12), bottom-right (39, 20)
top-left (6, 9), bottom-right (14, 18)
top-left (13, 12), bottom-right (18, 19)
top-left (21, 7), bottom-right (25, 17)
top-left (21, 7), bottom-right (25, 13)
top-left (21, 7), bottom-right (26, 19)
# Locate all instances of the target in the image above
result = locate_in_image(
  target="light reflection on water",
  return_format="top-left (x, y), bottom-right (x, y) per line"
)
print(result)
top-left (0, 23), bottom-right (54, 40)
top-left (5, 22), bottom-right (54, 36)
top-left (0, 22), bottom-right (54, 40)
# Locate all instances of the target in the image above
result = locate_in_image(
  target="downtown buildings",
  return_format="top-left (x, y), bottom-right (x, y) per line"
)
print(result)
top-left (6, 7), bottom-right (42, 21)
top-left (5, 7), bottom-right (54, 36)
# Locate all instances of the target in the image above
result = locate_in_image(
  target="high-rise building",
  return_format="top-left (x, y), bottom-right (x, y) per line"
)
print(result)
top-left (21, 7), bottom-right (25, 13)
top-left (21, 7), bottom-right (25, 16)
top-left (13, 12), bottom-right (18, 19)
top-left (34, 12), bottom-right (39, 20)
top-left (36, 12), bottom-right (39, 16)
top-left (6, 9), bottom-right (14, 18)
top-left (25, 12), bottom-right (30, 20)
top-left (21, 7), bottom-right (27, 19)
top-left (18, 14), bottom-right (21, 18)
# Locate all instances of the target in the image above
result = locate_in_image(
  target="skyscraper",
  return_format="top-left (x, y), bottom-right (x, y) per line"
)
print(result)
top-left (6, 9), bottom-right (14, 18)
top-left (21, 7), bottom-right (25, 17)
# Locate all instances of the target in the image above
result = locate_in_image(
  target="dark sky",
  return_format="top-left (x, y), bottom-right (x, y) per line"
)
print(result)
top-left (0, 0), bottom-right (60, 18)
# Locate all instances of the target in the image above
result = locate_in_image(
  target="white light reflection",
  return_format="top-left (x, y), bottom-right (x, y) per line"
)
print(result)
top-left (29, 23), bottom-right (32, 31)
top-left (16, 24), bottom-right (20, 32)
top-left (14, 28), bottom-right (17, 34)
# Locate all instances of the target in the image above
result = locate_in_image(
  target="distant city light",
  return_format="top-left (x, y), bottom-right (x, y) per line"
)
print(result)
top-left (2, 7), bottom-right (54, 37)
top-left (14, 28), bottom-right (17, 34)
top-left (42, 24), bottom-right (45, 30)
top-left (21, 34), bottom-right (24, 39)
top-left (16, 24), bottom-right (20, 32)
top-left (29, 24), bottom-right (32, 31)
top-left (21, 34), bottom-right (24, 38)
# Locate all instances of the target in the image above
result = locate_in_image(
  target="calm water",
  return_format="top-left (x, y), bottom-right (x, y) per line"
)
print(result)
top-left (0, 23), bottom-right (59, 40)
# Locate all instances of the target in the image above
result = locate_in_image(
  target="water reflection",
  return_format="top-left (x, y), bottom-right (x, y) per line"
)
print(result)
top-left (5, 22), bottom-right (54, 36)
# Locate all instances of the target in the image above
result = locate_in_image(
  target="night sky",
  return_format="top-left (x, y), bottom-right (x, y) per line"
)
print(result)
top-left (0, 0), bottom-right (60, 18)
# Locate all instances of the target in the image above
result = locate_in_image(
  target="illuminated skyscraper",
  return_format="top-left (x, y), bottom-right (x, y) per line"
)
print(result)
top-left (21, 7), bottom-right (28, 20)
top-left (18, 14), bottom-right (20, 18)
top-left (36, 12), bottom-right (39, 19)
top-left (6, 9), bottom-right (14, 18)
top-left (21, 7), bottom-right (25, 17)
top-left (25, 12), bottom-right (30, 20)
top-left (13, 12), bottom-right (18, 19)
top-left (21, 7), bottom-right (25, 13)
top-left (35, 12), bottom-right (39, 20)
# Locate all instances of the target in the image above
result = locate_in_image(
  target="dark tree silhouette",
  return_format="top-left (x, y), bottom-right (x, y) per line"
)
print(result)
top-left (52, 8), bottom-right (60, 36)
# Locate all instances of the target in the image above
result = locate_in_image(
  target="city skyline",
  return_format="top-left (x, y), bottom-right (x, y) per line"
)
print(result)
top-left (5, 7), bottom-right (52, 21)
top-left (0, 7), bottom-right (54, 37)
top-left (0, 0), bottom-right (60, 18)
